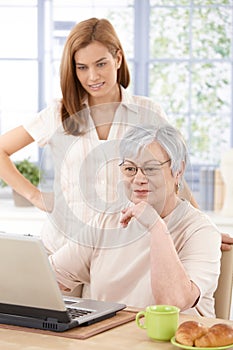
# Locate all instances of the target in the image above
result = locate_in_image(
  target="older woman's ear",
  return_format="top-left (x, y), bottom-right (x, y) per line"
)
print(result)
top-left (175, 160), bottom-right (185, 182)
top-left (174, 161), bottom-right (185, 194)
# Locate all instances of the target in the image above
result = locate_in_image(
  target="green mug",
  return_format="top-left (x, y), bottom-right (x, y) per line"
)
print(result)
top-left (136, 305), bottom-right (180, 341)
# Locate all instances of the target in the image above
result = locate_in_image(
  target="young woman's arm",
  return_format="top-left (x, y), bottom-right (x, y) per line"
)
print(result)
top-left (0, 126), bottom-right (53, 211)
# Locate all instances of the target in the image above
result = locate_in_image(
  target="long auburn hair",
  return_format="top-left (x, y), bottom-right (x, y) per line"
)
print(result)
top-left (60, 17), bottom-right (130, 135)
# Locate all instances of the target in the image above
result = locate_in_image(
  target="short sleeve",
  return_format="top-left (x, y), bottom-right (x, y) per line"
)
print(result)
top-left (23, 100), bottom-right (62, 147)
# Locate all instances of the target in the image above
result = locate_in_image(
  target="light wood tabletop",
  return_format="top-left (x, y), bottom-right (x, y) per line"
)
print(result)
top-left (0, 312), bottom-right (233, 350)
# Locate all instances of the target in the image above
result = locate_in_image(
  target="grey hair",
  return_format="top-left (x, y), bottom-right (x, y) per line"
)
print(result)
top-left (119, 123), bottom-right (188, 176)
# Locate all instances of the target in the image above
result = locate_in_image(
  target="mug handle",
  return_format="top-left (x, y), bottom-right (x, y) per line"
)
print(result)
top-left (135, 311), bottom-right (146, 329)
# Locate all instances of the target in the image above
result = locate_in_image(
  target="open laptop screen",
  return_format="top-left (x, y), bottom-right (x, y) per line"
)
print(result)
top-left (0, 233), bottom-right (125, 331)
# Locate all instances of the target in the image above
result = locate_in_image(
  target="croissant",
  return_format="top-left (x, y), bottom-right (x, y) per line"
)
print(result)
top-left (195, 323), bottom-right (233, 347)
top-left (175, 321), bottom-right (208, 346)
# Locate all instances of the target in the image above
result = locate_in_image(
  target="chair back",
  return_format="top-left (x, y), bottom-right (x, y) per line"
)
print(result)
top-left (214, 249), bottom-right (233, 319)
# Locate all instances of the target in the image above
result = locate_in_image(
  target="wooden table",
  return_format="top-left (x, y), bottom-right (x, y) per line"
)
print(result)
top-left (0, 313), bottom-right (233, 350)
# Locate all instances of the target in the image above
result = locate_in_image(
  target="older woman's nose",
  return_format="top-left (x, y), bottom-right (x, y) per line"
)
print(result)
top-left (133, 168), bottom-right (148, 182)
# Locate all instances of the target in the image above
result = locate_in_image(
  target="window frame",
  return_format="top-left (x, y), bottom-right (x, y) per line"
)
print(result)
top-left (133, 0), bottom-right (233, 152)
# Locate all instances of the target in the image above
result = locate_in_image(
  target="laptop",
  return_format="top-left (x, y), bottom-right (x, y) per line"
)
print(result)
top-left (0, 232), bottom-right (126, 332)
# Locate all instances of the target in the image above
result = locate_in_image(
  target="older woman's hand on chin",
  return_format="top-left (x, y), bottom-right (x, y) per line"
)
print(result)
top-left (120, 201), bottom-right (160, 229)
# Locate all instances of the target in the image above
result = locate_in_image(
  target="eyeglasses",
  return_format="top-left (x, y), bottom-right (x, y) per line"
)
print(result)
top-left (119, 159), bottom-right (171, 177)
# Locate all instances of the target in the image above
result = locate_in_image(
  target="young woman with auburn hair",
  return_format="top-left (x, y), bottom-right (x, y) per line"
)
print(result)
top-left (59, 18), bottom-right (130, 135)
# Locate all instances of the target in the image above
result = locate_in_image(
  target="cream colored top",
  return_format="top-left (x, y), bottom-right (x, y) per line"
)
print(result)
top-left (49, 200), bottom-right (221, 318)
top-left (23, 87), bottom-right (167, 254)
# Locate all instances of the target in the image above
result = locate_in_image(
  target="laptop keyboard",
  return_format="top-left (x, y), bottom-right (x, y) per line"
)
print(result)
top-left (67, 308), bottom-right (93, 319)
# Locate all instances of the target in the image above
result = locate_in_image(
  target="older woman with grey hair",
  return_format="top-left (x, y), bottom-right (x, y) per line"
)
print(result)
top-left (49, 123), bottom-right (221, 318)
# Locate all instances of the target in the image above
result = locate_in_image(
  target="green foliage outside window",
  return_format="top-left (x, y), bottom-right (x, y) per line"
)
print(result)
top-left (149, 1), bottom-right (232, 164)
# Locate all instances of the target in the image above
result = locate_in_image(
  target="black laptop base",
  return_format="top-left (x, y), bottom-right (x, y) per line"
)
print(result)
top-left (0, 310), bottom-right (118, 332)
top-left (0, 312), bottom-right (78, 332)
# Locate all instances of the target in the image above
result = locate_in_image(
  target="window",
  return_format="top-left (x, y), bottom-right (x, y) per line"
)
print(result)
top-left (148, 0), bottom-right (233, 166)
top-left (0, 0), bottom-right (38, 161)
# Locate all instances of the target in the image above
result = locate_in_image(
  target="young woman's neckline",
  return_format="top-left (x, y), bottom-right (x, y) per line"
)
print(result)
top-left (88, 85), bottom-right (122, 140)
